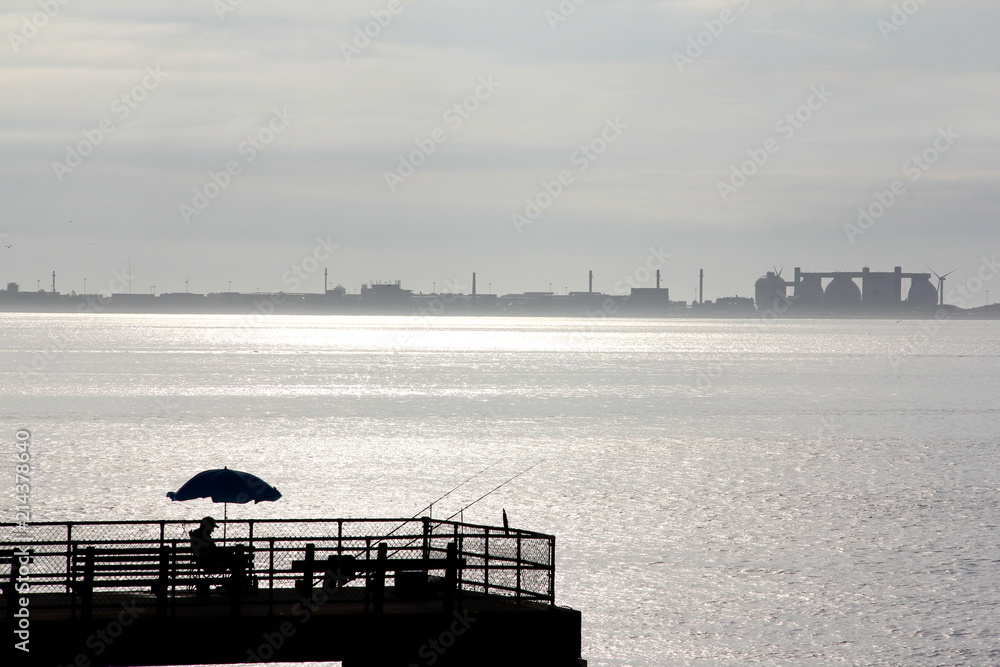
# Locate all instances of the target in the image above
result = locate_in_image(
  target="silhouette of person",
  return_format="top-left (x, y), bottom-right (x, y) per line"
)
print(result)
top-left (190, 517), bottom-right (248, 593)
top-left (190, 516), bottom-right (227, 571)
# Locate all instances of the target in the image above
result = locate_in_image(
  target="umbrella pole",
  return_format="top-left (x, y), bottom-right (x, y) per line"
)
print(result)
top-left (223, 503), bottom-right (227, 542)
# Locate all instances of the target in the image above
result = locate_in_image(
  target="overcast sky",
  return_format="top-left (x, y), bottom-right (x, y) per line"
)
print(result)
top-left (1, 0), bottom-right (997, 302)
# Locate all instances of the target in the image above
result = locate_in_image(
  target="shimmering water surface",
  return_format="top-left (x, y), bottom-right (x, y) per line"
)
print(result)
top-left (1, 314), bottom-right (998, 666)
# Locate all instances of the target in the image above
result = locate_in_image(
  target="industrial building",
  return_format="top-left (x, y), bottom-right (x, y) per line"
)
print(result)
top-left (0, 270), bottom-right (679, 317)
top-left (755, 267), bottom-right (940, 313)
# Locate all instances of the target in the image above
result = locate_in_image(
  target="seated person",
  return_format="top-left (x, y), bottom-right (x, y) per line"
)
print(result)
top-left (189, 517), bottom-right (249, 590)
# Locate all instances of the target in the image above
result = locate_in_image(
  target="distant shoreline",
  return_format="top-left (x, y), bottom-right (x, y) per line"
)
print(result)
top-left (1, 292), bottom-right (996, 320)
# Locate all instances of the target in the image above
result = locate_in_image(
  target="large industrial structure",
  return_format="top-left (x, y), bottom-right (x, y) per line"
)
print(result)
top-left (755, 267), bottom-right (940, 313)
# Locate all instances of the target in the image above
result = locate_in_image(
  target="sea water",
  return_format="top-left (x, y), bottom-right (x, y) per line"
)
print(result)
top-left (1, 313), bottom-right (998, 666)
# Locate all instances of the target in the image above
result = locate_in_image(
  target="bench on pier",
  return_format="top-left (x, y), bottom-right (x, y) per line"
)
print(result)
top-left (69, 544), bottom-right (253, 617)
top-left (291, 541), bottom-right (465, 613)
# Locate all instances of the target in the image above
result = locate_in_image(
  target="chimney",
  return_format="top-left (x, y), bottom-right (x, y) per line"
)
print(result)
top-left (324, 268), bottom-right (328, 294)
top-left (656, 269), bottom-right (661, 290)
top-left (52, 270), bottom-right (56, 295)
top-left (472, 273), bottom-right (477, 297)
top-left (588, 270), bottom-right (593, 295)
top-left (699, 269), bottom-right (704, 304)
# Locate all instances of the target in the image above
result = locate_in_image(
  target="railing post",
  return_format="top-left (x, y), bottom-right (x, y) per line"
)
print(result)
top-left (515, 535), bottom-right (522, 604)
top-left (228, 545), bottom-right (246, 616)
top-left (81, 546), bottom-right (95, 619)
top-left (65, 524), bottom-right (73, 595)
top-left (68, 543), bottom-right (77, 619)
top-left (171, 541), bottom-right (180, 617)
top-left (155, 546), bottom-right (169, 616)
top-left (373, 543), bottom-right (387, 614)
top-left (548, 535), bottom-right (556, 606)
top-left (337, 520), bottom-right (343, 556)
top-left (268, 538), bottom-right (275, 617)
top-left (421, 516), bottom-right (431, 560)
top-left (443, 541), bottom-right (457, 613)
top-left (364, 537), bottom-right (372, 614)
top-left (484, 528), bottom-right (490, 597)
top-left (456, 533), bottom-right (464, 597)
top-left (297, 543), bottom-right (316, 594)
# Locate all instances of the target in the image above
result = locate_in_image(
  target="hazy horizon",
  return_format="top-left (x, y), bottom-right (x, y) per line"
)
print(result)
top-left (2, 1), bottom-right (998, 303)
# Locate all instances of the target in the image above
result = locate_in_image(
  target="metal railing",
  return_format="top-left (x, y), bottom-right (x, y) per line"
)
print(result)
top-left (1, 518), bottom-right (555, 617)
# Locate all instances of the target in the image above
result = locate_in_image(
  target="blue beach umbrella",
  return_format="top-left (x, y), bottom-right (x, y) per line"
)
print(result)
top-left (167, 467), bottom-right (281, 538)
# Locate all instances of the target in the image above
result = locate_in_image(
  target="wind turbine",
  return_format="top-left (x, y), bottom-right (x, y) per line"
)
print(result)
top-left (927, 267), bottom-right (954, 307)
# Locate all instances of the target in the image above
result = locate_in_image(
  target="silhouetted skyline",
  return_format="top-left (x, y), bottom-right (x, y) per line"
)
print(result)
top-left (2, 3), bottom-right (997, 306)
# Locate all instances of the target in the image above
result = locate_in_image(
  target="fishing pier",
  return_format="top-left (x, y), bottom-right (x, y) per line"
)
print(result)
top-left (2, 518), bottom-right (583, 666)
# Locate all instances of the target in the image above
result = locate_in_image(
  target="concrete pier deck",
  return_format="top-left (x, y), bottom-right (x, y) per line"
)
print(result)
top-left (2, 518), bottom-right (584, 666)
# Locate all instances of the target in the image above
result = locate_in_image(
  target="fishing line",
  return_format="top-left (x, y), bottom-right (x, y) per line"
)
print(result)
top-left (385, 459), bottom-right (545, 558)
top-left (379, 460), bottom-right (501, 543)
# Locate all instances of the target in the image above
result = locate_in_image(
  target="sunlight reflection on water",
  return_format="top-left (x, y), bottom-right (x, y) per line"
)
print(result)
top-left (1, 314), bottom-right (998, 665)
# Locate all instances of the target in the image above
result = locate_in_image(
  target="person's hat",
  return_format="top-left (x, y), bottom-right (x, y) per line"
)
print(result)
top-left (201, 516), bottom-right (217, 528)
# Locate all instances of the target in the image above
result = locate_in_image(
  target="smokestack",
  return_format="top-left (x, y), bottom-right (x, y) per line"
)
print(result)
top-left (699, 269), bottom-right (704, 304)
top-left (324, 268), bottom-right (328, 294)
top-left (472, 273), bottom-right (477, 297)
top-left (656, 269), bottom-right (660, 290)
top-left (588, 270), bottom-right (593, 295)
top-left (52, 271), bottom-right (56, 295)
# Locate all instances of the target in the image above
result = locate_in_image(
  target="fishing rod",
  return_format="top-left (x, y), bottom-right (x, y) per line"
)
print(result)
top-left (443, 459), bottom-right (545, 523)
top-left (378, 460), bottom-right (501, 543)
top-left (385, 459), bottom-right (545, 558)
top-left (419, 460), bottom-right (502, 520)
